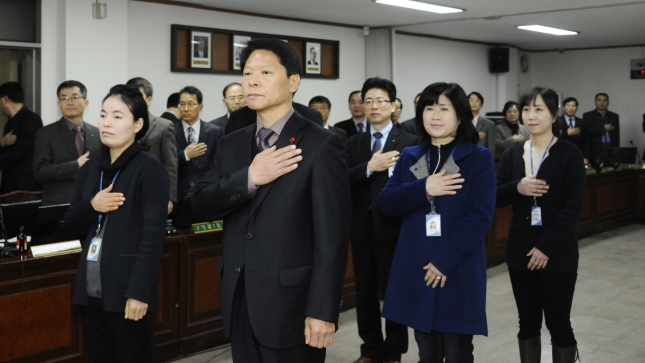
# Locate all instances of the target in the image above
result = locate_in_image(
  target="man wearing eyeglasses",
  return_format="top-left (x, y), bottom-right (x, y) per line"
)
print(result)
top-left (345, 77), bottom-right (418, 363)
top-left (210, 83), bottom-right (246, 134)
top-left (32, 80), bottom-right (102, 205)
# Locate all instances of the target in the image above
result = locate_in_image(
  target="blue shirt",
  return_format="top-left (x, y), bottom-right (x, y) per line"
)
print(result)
top-left (366, 121), bottom-right (394, 177)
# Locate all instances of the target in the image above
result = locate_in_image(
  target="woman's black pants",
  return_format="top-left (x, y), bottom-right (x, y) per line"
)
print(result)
top-left (414, 330), bottom-right (474, 363)
top-left (508, 268), bottom-right (578, 348)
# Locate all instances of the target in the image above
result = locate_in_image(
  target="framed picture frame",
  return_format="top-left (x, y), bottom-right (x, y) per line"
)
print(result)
top-left (233, 35), bottom-right (251, 70)
top-left (191, 31), bottom-right (211, 68)
top-left (305, 42), bottom-right (321, 74)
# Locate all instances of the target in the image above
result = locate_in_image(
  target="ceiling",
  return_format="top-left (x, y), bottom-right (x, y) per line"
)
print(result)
top-left (168, 0), bottom-right (645, 51)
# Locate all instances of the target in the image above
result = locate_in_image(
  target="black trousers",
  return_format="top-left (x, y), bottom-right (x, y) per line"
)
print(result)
top-left (352, 215), bottom-right (408, 361)
top-left (79, 296), bottom-right (156, 363)
top-left (230, 286), bottom-right (326, 363)
top-left (508, 268), bottom-right (578, 347)
top-left (414, 330), bottom-right (474, 363)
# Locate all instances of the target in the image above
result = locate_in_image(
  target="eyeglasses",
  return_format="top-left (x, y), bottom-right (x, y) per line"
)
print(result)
top-left (226, 96), bottom-right (245, 102)
top-left (364, 98), bottom-right (391, 107)
top-left (59, 94), bottom-right (85, 102)
top-left (179, 103), bottom-right (200, 109)
top-left (394, 106), bottom-right (402, 111)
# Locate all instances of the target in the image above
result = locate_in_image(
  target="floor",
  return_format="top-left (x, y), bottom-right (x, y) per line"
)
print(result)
top-left (172, 224), bottom-right (645, 363)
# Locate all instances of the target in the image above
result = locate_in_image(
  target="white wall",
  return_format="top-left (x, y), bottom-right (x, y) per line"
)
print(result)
top-left (127, 1), bottom-right (366, 123)
top-left (40, 0), bottom-right (66, 123)
top-left (530, 47), bottom-right (645, 150)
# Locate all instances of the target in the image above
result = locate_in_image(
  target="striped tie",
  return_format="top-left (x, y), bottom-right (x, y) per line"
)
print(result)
top-left (258, 127), bottom-right (275, 151)
top-left (187, 127), bottom-right (195, 144)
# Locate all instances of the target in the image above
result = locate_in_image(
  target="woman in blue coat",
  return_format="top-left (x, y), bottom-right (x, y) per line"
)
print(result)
top-left (378, 82), bottom-right (496, 362)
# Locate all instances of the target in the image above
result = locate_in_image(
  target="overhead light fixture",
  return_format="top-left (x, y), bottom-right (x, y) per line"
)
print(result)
top-left (92, 0), bottom-right (107, 19)
top-left (375, 0), bottom-right (463, 14)
top-left (517, 25), bottom-right (578, 36)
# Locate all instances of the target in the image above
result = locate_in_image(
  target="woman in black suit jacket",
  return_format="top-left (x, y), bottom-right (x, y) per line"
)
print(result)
top-left (496, 87), bottom-right (585, 363)
top-left (65, 85), bottom-right (169, 363)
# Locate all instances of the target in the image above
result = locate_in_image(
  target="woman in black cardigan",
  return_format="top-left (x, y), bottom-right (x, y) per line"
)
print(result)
top-left (496, 87), bottom-right (585, 363)
top-left (65, 85), bottom-right (169, 363)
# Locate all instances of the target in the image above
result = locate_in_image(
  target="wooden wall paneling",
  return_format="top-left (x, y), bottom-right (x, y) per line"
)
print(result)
top-left (176, 29), bottom-right (190, 69)
top-left (153, 243), bottom-right (180, 362)
top-left (211, 33), bottom-right (231, 71)
top-left (615, 178), bottom-right (634, 214)
top-left (288, 40), bottom-right (304, 63)
top-left (321, 43), bottom-right (337, 76)
top-left (596, 180), bottom-right (614, 217)
top-left (637, 175), bottom-right (645, 223)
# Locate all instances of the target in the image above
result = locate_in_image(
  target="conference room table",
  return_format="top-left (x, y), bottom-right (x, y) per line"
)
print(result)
top-left (1, 169), bottom-right (644, 362)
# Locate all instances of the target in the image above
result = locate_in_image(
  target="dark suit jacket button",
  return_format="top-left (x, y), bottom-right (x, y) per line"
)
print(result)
top-left (236, 267), bottom-right (241, 273)
top-left (246, 233), bottom-right (252, 239)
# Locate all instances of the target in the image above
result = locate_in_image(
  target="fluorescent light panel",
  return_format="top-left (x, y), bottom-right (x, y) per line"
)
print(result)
top-left (375, 0), bottom-right (463, 14)
top-left (517, 25), bottom-right (578, 36)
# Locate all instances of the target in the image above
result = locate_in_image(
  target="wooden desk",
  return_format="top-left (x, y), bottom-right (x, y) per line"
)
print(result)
top-left (1, 169), bottom-right (643, 362)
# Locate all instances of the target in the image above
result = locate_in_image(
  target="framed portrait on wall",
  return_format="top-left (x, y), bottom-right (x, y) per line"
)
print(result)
top-left (233, 35), bottom-right (251, 70)
top-left (191, 31), bottom-right (211, 68)
top-left (305, 42), bottom-right (321, 74)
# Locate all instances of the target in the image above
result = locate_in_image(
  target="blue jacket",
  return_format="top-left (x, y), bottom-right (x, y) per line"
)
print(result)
top-left (378, 141), bottom-right (496, 335)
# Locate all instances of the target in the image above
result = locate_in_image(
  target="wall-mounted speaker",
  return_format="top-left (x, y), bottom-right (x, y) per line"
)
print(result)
top-left (489, 48), bottom-right (509, 73)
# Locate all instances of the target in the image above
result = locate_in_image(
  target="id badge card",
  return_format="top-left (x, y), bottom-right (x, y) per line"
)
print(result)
top-left (87, 237), bottom-right (102, 261)
top-left (531, 206), bottom-right (542, 226)
top-left (388, 166), bottom-right (394, 178)
top-left (426, 214), bottom-right (441, 237)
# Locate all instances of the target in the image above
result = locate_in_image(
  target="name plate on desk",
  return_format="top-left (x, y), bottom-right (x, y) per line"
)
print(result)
top-left (192, 221), bottom-right (223, 234)
top-left (31, 240), bottom-right (82, 258)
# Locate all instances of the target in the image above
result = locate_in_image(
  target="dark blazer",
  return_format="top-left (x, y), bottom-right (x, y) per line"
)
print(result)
top-left (160, 111), bottom-right (180, 124)
top-left (210, 114), bottom-right (228, 134)
top-left (66, 151), bottom-right (169, 311)
top-left (496, 141), bottom-right (586, 273)
top-left (475, 116), bottom-right (496, 156)
top-left (141, 113), bottom-right (178, 203)
top-left (0, 106), bottom-right (43, 194)
top-left (191, 112), bottom-right (350, 349)
top-left (346, 125), bottom-right (418, 243)
top-left (557, 115), bottom-right (586, 153)
top-left (328, 125), bottom-right (347, 142)
top-left (398, 117), bottom-right (418, 136)
top-left (33, 118), bottom-right (102, 205)
top-left (335, 118), bottom-right (365, 139)
top-left (174, 120), bottom-right (222, 201)
top-left (582, 109), bottom-right (620, 154)
top-left (379, 141), bottom-right (495, 335)
top-left (224, 103), bottom-right (323, 135)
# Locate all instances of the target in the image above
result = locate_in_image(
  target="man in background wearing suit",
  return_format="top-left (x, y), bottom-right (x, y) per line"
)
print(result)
top-left (192, 38), bottom-right (350, 362)
top-left (468, 91), bottom-right (495, 156)
top-left (0, 81), bottom-right (43, 194)
top-left (398, 93), bottom-right (420, 135)
top-left (175, 86), bottom-right (222, 202)
top-left (224, 101), bottom-right (323, 135)
top-left (583, 93), bottom-right (620, 166)
top-left (335, 90), bottom-right (367, 138)
top-left (391, 98), bottom-right (402, 127)
top-left (126, 77), bottom-right (178, 214)
top-left (161, 92), bottom-right (181, 124)
top-left (558, 97), bottom-right (587, 159)
top-left (210, 82), bottom-right (246, 133)
top-left (194, 38), bottom-right (208, 58)
top-left (346, 77), bottom-right (417, 363)
top-left (33, 80), bottom-right (102, 205)
top-left (309, 95), bottom-right (346, 141)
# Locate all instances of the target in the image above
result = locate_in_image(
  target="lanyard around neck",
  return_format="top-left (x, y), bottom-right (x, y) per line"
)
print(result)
top-left (529, 136), bottom-right (554, 205)
top-left (97, 170), bottom-right (121, 235)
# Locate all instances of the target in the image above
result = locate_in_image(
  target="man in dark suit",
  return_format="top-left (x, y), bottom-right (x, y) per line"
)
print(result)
top-left (582, 93), bottom-right (620, 166)
top-left (192, 38), bottom-right (350, 362)
top-left (126, 77), bottom-right (179, 215)
top-left (160, 92), bottom-right (181, 124)
top-left (175, 86), bottom-right (222, 202)
top-left (558, 97), bottom-right (587, 157)
top-left (224, 101), bottom-right (323, 135)
top-left (309, 95), bottom-right (347, 141)
top-left (210, 82), bottom-right (246, 133)
top-left (334, 90), bottom-right (367, 138)
top-left (398, 93), bottom-right (421, 135)
top-left (307, 47), bottom-right (319, 66)
top-left (0, 81), bottom-right (43, 194)
top-left (194, 38), bottom-right (208, 58)
top-left (469, 91), bottom-right (495, 156)
top-left (33, 80), bottom-right (102, 205)
top-left (391, 98), bottom-right (402, 127)
top-left (346, 77), bottom-right (416, 363)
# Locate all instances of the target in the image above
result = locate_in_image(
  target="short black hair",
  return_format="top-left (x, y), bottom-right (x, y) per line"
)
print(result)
top-left (0, 82), bottom-right (24, 103)
top-left (348, 90), bottom-right (361, 103)
top-left (102, 85), bottom-right (150, 141)
top-left (562, 97), bottom-right (578, 108)
top-left (57, 80), bottom-right (87, 99)
top-left (595, 92), bottom-right (609, 101)
top-left (396, 98), bottom-right (403, 109)
top-left (166, 92), bottom-right (180, 108)
top-left (502, 101), bottom-right (520, 118)
top-left (309, 95), bottom-right (331, 109)
top-left (240, 38), bottom-right (302, 78)
top-left (520, 87), bottom-right (561, 137)
top-left (468, 91), bottom-right (484, 104)
top-left (310, 47), bottom-right (316, 52)
top-left (361, 77), bottom-right (396, 103)
top-left (126, 77), bottom-right (153, 98)
top-left (179, 86), bottom-right (203, 104)
top-left (415, 82), bottom-right (478, 145)
top-left (222, 82), bottom-right (242, 98)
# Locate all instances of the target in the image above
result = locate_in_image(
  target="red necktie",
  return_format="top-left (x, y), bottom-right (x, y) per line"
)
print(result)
top-left (74, 125), bottom-right (84, 156)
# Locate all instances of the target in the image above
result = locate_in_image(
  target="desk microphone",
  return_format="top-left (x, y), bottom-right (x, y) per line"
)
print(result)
top-left (629, 141), bottom-right (642, 164)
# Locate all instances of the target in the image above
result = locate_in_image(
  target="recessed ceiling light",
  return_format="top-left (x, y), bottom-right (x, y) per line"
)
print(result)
top-left (375, 0), bottom-right (463, 14)
top-left (517, 25), bottom-right (578, 36)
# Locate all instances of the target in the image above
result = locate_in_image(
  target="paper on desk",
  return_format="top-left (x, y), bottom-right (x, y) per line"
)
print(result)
top-left (31, 240), bottom-right (82, 258)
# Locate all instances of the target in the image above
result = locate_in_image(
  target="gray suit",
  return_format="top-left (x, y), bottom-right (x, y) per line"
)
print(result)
top-left (33, 117), bottom-right (102, 205)
top-left (210, 114), bottom-right (228, 134)
top-left (495, 122), bottom-right (531, 161)
top-left (141, 113), bottom-right (178, 203)
top-left (475, 116), bottom-right (496, 157)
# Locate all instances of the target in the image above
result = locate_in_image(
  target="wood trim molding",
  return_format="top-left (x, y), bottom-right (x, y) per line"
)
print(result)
top-left (395, 30), bottom-right (513, 48)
